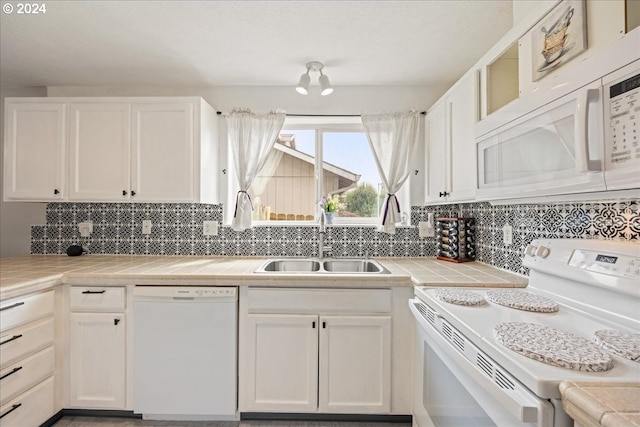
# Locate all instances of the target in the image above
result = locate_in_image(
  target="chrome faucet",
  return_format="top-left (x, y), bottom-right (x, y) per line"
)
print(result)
top-left (318, 213), bottom-right (332, 258)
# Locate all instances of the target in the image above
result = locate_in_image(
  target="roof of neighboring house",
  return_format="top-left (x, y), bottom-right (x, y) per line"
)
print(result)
top-left (273, 141), bottom-right (360, 193)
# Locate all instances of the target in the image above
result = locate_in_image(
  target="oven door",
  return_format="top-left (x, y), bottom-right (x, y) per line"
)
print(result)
top-left (410, 299), bottom-right (556, 427)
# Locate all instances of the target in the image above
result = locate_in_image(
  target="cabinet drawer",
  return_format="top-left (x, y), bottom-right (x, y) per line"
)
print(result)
top-left (70, 287), bottom-right (125, 311)
top-left (0, 346), bottom-right (54, 406)
top-left (0, 318), bottom-right (55, 369)
top-left (0, 376), bottom-right (54, 427)
top-left (0, 291), bottom-right (54, 333)
top-left (247, 288), bottom-right (392, 314)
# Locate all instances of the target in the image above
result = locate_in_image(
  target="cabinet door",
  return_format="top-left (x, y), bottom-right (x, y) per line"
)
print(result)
top-left (447, 72), bottom-right (478, 202)
top-left (3, 102), bottom-right (66, 201)
top-left (244, 314), bottom-right (318, 412)
top-left (131, 102), bottom-right (195, 201)
top-left (69, 312), bottom-right (125, 409)
top-left (425, 102), bottom-right (448, 203)
top-left (68, 103), bottom-right (130, 201)
top-left (319, 315), bottom-right (391, 413)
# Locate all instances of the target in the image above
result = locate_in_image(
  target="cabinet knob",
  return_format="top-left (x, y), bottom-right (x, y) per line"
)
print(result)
top-left (114, 318), bottom-right (120, 326)
top-left (122, 190), bottom-right (128, 196)
top-left (54, 189), bottom-right (60, 195)
top-left (131, 190), bottom-right (136, 197)
top-left (439, 191), bottom-right (449, 197)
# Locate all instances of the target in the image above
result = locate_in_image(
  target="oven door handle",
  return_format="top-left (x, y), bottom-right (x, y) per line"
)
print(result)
top-left (409, 299), bottom-right (547, 425)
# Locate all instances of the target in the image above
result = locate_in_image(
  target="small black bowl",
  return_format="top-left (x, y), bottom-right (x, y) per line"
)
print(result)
top-left (66, 245), bottom-right (84, 256)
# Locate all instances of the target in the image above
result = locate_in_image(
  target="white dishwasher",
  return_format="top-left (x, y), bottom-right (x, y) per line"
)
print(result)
top-left (133, 286), bottom-right (238, 420)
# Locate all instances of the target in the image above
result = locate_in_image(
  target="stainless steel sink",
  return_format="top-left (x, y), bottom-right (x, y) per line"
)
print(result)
top-left (322, 259), bottom-right (385, 273)
top-left (257, 259), bottom-right (321, 273)
top-left (255, 258), bottom-right (388, 274)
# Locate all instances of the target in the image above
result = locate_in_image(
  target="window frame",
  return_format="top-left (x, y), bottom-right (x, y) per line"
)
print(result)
top-left (250, 116), bottom-right (381, 226)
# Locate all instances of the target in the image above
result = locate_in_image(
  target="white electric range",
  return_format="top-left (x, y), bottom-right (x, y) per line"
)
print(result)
top-left (409, 239), bottom-right (640, 427)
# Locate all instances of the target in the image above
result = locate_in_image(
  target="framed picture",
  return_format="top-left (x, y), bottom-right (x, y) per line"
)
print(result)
top-left (531, 0), bottom-right (587, 82)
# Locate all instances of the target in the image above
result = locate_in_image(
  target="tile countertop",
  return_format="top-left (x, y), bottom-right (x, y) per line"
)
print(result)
top-left (560, 381), bottom-right (640, 427)
top-left (0, 255), bottom-right (527, 301)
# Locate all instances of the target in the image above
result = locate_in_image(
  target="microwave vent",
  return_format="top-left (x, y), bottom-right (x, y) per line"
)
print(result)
top-left (441, 322), bottom-right (453, 340)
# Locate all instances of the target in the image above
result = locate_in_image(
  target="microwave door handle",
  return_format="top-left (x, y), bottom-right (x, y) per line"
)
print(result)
top-left (574, 88), bottom-right (602, 172)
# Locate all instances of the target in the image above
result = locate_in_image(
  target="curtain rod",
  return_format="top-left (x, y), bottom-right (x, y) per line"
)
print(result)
top-left (216, 111), bottom-right (426, 117)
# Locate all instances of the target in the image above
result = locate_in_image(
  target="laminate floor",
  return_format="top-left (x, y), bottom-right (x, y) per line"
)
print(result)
top-left (53, 417), bottom-right (412, 427)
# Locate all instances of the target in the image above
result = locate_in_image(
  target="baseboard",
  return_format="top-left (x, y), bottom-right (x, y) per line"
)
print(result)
top-left (40, 410), bottom-right (63, 427)
top-left (61, 409), bottom-right (142, 418)
top-left (241, 412), bottom-right (412, 423)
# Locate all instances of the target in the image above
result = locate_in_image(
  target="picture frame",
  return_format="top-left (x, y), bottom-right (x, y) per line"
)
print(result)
top-left (531, 0), bottom-right (587, 82)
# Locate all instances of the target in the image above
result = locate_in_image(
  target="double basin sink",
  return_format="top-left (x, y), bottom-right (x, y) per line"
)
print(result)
top-left (255, 258), bottom-right (389, 274)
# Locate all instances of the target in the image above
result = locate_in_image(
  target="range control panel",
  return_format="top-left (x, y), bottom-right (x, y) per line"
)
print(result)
top-left (569, 249), bottom-right (640, 279)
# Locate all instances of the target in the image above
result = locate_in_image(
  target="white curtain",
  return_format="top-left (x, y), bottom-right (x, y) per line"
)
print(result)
top-left (227, 108), bottom-right (286, 231)
top-left (362, 110), bottom-right (420, 234)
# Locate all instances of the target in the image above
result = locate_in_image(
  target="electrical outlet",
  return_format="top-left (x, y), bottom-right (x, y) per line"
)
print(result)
top-left (142, 220), bottom-right (152, 235)
top-left (503, 224), bottom-right (513, 245)
top-left (78, 221), bottom-right (93, 237)
top-left (203, 221), bottom-right (218, 236)
top-left (418, 221), bottom-right (435, 238)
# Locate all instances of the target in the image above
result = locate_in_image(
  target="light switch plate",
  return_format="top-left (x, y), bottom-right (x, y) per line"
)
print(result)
top-left (418, 221), bottom-right (435, 238)
top-left (78, 221), bottom-right (93, 237)
top-left (503, 224), bottom-right (513, 245)
top-left (142, 220), bottom-right (152, 235)
top-left (203, 221), bottom-right (218, 236)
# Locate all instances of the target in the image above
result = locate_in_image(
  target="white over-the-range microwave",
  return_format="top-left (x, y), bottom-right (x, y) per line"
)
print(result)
top-left (476, 28), bottom-right (640, 201)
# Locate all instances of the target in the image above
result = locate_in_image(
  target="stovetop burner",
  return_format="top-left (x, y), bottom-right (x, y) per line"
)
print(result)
top-left (593, 329), bottom-right (640, 363)
top-left (494, 322), bottom-right (614, 372)
top-left (487, 289), bottom-right (559, 313)
top-left (434, 288), bottom-right (486, 306)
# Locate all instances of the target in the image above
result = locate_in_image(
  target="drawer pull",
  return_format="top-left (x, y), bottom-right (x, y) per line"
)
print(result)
top-left (81, 290), bottom-right (106, 294)
top-left (0, 334), bottom-right (23, 346)
top-left (0, 366), bottom-right (23, 381)
top-left (0, 302), bottom-right (25, 312)
top-left (0, 403), bottom-right (22, 419)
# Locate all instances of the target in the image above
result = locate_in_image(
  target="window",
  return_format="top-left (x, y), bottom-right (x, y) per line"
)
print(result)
top-left (248, 119), bottom-right (386, 224)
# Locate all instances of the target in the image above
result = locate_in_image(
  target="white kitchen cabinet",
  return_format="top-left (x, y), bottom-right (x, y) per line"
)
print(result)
top-left (245, 314), bottom-right (319, 412)
top-left (69, 287), bottom-right (126, 409)
top-left (0, 290), bottom-right (56, 426)
top-left (68, 102), bottom-right (131, 201)
top-left (131, 102), bottom-right (210, 202)
top-left (424, 101), bottom-right (447, 203)
top-left (240, 287), bottom-right (393, 414)
top-left (318, 315), bottom-right (391, 413)
top-left (3, 102), bottom-right (67, 201)
top-left (3, 97), bottom-right (219, 203)
top-left (424, 71), bottom-right (479, 203)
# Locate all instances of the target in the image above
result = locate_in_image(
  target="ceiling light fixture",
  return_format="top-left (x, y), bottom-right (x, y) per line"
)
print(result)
top-left (296, 61), bottom-right (333, 96)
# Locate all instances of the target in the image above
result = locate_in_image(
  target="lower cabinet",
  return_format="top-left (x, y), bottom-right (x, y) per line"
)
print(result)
top-left (0, 290), bottom-right (56, 427)
top-left (69, 287), bottom-right (126, 409)
top-left (318, 315), bottom-right (391, 413)
top-left (240, 287), bottom-right (393, 414)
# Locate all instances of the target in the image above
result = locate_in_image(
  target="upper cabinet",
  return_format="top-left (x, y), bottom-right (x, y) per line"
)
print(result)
top-left (3, 97), bottom-right (219, 203)
top-left (3, 102), bottom-right (67, 201)
top-left (425, 71), bottom-right (479, 204)
top-left (68, 102), bottom-right (131, 201)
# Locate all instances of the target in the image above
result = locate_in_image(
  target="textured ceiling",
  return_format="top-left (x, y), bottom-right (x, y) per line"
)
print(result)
top-left (0, 1), bottom-right (513, 88)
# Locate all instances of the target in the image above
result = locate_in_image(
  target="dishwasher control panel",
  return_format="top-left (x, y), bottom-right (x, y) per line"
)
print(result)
top-left (134, 286), bottom-right (237, 300)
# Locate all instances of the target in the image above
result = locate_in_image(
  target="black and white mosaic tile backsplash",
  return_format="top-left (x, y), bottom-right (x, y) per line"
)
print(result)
top-left (31, 199), bottom-right (639, 275)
